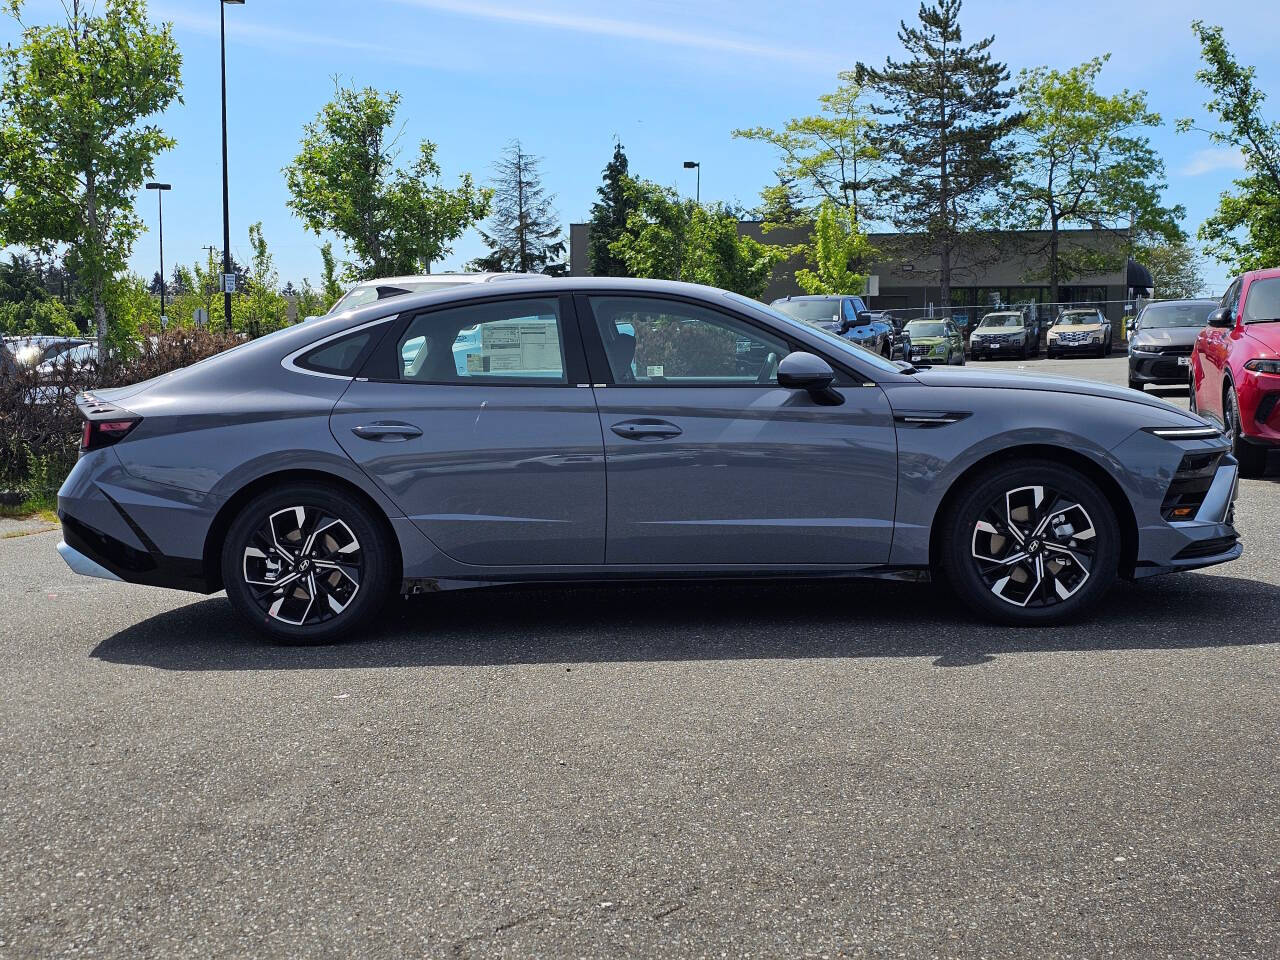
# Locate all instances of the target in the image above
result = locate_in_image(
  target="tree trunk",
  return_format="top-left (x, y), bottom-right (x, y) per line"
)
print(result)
top-left (83, 165), bottom-right (109, 368)
top-left (940, 245), bottom-right (951, 312)
top-left (1049, 221), bottom-right (1060, 307)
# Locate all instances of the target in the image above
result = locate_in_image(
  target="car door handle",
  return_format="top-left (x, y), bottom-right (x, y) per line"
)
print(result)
top-left (351, 421), bottom-right (423, 441)
top-left (610, 419), bottom-right (683, 440)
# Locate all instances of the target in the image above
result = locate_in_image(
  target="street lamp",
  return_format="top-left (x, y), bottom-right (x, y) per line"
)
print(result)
top-left (220, 0), bottom-right (245, 330)
top-left (683, 160), bottom-right (700, 205)
top-left (145, 182), bottom-right (172, 323)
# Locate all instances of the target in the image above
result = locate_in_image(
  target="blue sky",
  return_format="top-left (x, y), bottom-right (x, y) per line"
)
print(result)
top-left (4, 0), bottom-right (1277, 297)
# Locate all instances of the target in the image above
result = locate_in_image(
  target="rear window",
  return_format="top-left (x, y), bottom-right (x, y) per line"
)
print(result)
top-left (295, 330), bottom-right (375, 375)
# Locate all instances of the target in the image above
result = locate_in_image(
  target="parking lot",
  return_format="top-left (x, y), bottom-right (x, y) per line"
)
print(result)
top-left (2, 355), bottom-right (1277, 958)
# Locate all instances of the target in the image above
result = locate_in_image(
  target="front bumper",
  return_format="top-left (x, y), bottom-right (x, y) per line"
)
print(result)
top-left (969, 339), bottom-right (1026, 357)
top-left (1129, 352), bottom-right (1191, 385)
top-left (1049, 338), bottom-right (1104, 354)
top-left (1131, 451), bottom-right (1243, 579)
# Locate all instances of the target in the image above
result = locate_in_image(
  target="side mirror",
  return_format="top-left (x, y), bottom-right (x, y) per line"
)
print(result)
top-left (777, 351), bottom-right (836, 392)
top-left (1207, 307), bottom-right (1232, 329)
top-left (856, 310), bottom-right (872, 323)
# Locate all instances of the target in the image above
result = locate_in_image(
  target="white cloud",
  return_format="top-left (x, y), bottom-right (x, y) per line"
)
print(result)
top-left (1181, 147), bottom-right (1248, 177)
top-left (386, 0), bottom-right (833, 65)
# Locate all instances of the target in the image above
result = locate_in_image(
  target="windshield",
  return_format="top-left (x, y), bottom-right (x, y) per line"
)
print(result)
top-left (1243, 277), bottom-right (1280, 323)
top-left (1138, 301), bottom-right (1216, 329)
top-left (979, 314), bottom-right (1022, 329)
top-left (770, 299), bottom-right (842, 324)
top-left (726, 293), bottom-right (901, 375)
top-left (906, 321), bottom-right (946, 338)
top-left (1056, 311), bottom-right (1098, 326)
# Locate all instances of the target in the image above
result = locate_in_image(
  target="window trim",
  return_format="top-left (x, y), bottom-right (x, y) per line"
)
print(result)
top-left (358, 292), bottom-right (589, 387)
top-left (574, 292), bottom-right (820, 389)
top-left (281, 316), bottom-right (396, 381)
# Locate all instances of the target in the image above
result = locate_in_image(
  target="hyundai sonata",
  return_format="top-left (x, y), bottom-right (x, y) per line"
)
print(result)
top-left (58, 278), bottom-right (1242, 643)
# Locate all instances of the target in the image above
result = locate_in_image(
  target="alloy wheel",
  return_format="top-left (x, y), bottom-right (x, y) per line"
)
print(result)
top-left (970, 484), bottom-right (1096, 608)
top-left (242, 506), bottom-right (363, 626)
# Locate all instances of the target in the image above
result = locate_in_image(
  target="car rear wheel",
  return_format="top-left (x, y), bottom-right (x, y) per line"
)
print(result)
top-left (221, 483), bottom-right (394, 644)
top-left (1225, 384), bottom-right (1268, 478)
top-left (939, 460), bottom-right (1119, 625)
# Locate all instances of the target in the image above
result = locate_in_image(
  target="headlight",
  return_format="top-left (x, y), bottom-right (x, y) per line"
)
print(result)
top-left (1130, 343), bottom-right (1161, 354)
top-left (1143, 425), bottom-right (1221, 440)
top-left (1244, 358), bottom-right (1280, 374)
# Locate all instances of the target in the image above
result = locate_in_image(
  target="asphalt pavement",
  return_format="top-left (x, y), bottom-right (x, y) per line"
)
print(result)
top-left (2, 356), bottom-right (1277, 958)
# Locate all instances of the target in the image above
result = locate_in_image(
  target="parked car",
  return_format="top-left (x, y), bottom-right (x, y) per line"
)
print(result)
top-left (7, 336), bottom-right (88, 368)
top-left (57, 277), bottom-right (1241, 643)
top-left (35, 342), bottom-right (98, 381)
top-left (1047, 307), bottom-right (1113, 359)
top-left (315, 272), bottom-right (551, 319)
top-left (969, 311), bottom-right (1035, 359)
top-left (1127, 299), bottom-right (1217, 391)
top-left (770, 295), bottom-right (893, 357)
top-left (1190, 268), bottom-right (1280, 476)
top-left (869, 311), bottom-right (912, 360)
top-left (903, 319), bottom-right (965, 365)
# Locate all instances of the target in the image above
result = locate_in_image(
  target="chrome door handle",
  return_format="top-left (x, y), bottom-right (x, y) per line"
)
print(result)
top-left (610, 419), bottom-right (683, 440)
top-left (352, 422), bottom-right (422, 441)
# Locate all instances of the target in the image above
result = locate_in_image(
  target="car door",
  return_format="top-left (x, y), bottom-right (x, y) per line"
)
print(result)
top-left (577, 293), bottom-right (898, 566)
top-left (331, 294), bottom-right (606, 566)
top-left (1199, 280), bottom-right (1240, 414)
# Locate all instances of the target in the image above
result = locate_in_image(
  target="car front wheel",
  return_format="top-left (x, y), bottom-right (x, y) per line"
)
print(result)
top-left (221, 483), bottom-right (394, 644)
top-left (1225, 384), bottom-right (1269, 478)
top-left (939, 460), bottom-right (1119, 625)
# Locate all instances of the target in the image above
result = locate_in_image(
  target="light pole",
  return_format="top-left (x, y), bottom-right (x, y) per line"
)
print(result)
top-left (145, 182), bottom-right (172, 322)
top-left (683, 160), bottom-right (700, 205)
top-left (220, 0), bottom-right (245, 331)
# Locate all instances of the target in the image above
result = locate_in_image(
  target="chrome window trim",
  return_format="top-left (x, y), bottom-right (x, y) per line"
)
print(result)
top-left (280, 315), bottom-right (398, 381)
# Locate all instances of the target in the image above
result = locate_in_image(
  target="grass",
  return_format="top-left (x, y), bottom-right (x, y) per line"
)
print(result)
top-left (0, 490), bottom-right (59, 524)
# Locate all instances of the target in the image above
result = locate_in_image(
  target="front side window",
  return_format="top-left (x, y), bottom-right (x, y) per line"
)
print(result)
top-left (1242, 277), bottom-right (1280, 323)
top-left (588, 296), bottom-right (788, 384)
top-left (395, 297), bottom-right (565, 383)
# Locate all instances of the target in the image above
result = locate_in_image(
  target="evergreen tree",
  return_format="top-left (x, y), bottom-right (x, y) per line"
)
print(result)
top-left (857, 0), bottom-right (1021, 305)
top-left (471, 140), bottom-right (566, 275)
top-left (587, 141), bottom-right (635, 276)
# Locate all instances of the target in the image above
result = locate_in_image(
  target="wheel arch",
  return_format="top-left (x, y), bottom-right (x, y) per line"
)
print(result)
top-left (928, 444), bottom-right (1139, 580)
top-left (202, 469), bottom-right (401, 592)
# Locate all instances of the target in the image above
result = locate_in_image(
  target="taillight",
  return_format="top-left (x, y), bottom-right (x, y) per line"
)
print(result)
top-left (81, 417), bottom-right (141, 452)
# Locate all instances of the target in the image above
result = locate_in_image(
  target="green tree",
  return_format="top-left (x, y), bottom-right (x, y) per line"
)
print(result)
top-left (240, 222), bottom-right (288, 334)
top-left (587, 141), bottom-right (635, 276)
top-left (319, 241), bottom-right (344, 306)
top-left (1140, 241), bottom-right (1205, 299)
top-left (794, 201), bottom-right (878, 296)
top-left (1009, 56), bottom-right (1184, 304)
top-left (471, 139), bottom-right (566, 275)
top-left (733, 72), bottom-right (883, 221)
top-left (1179, 21), bottom-right (1280, 272)
top-left (284, 82), bottom-right (490, 280)
top-left (0, 0), bottom-right (182, 359)
top-left (856, 0), bottom-right (1020, 305)
top-left (609, 180), bottom-right (786, 299)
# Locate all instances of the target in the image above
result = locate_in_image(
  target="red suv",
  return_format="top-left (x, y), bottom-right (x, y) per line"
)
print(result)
top-left (1190, 267), bottom-right (1280, 476)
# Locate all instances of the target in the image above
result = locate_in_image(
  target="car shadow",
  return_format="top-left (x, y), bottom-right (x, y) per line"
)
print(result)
top-left (91, 571), bottom-right (1280, 672)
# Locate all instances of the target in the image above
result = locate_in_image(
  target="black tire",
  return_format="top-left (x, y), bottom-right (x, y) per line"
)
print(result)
top-left (1225, 384), bottom-right (1268, 478)
top-left (221, 483), bottom-right (394, 644)
top-left (939, 459), bottom-right (1120, 625)
top-left (1128, 379), bottom-right (1144, 392)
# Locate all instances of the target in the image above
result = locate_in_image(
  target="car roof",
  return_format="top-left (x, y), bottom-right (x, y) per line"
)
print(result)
top-left (346, 272), bottom-right (549, 286)
top-left (1242, 267), bottom-right (1280, 282)
top-left (1142, 298), bottom-right (1217, 306)
top-left (770, 294), bottom-right (845, 303)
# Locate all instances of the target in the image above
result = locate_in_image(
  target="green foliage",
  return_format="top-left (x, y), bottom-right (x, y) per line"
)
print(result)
top-left (239, 222), bottom-right (288, 334)
top-left (1139, 241), bottom-right (1205, 299)
top-left (319, 241), bottom-right (344, 306)
top-left (1010, 56), bottom-right (1183, 298)
top-left (733, 72), bottom-right (883, 221)
top-left (1180, 21), bottom-right (1280, 272)
top-left (284, 82), bottom-right (490, 280)
top-left (587, 141), bottom-right (634, 276)
top-left (471, 140), bottom-right (566, 275)
top-left (609, 179), bottom-right (787, 299)
top-left (633, 318), bottom-right (737, 379)
top-left (0, 0), bottom-right (182, 356)
top-left (0, 297), bottom-right (76, 336)
top-left (794, 202), bottom-right (877, 296)
top-left (856, 0), bottom-right (1020, 301)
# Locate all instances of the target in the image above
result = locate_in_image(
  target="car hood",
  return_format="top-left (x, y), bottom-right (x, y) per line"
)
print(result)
top-left (1050, 323), bottom-right (1105, 335)
top-left (910, 365), bottom-right (1202, 417)
top-left (1131, 326), bottom-right (1201, 349)
top-left (1243, 322), bottom-right (1280, 355)
top-left (908, 335), bottom-right (944, 346)
top-left (972, 327), bottom-right (1023, 336)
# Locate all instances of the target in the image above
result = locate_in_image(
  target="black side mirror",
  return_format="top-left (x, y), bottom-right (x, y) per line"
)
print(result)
top-left (778, 351), bottom-right (835, 391)
top-left (1207, 307), bottom-right (1232, 329)
top-left (856, 310), bottom-right (872, 323)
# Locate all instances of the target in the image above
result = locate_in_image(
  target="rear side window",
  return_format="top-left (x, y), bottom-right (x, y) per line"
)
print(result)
top-left (295, 329), bottom-right (374, 375)
top-left (394, 297), bottom-right (566, 383)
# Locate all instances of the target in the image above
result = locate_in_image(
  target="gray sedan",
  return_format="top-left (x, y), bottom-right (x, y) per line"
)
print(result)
top-left (57, 278), bottom-right (1242, 643)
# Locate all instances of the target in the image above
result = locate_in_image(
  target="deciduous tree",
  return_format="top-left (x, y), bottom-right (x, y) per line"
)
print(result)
top-left (0, 0), bottom-right (182, 358)
top-left (794, 202), bottom-right (878, 296)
